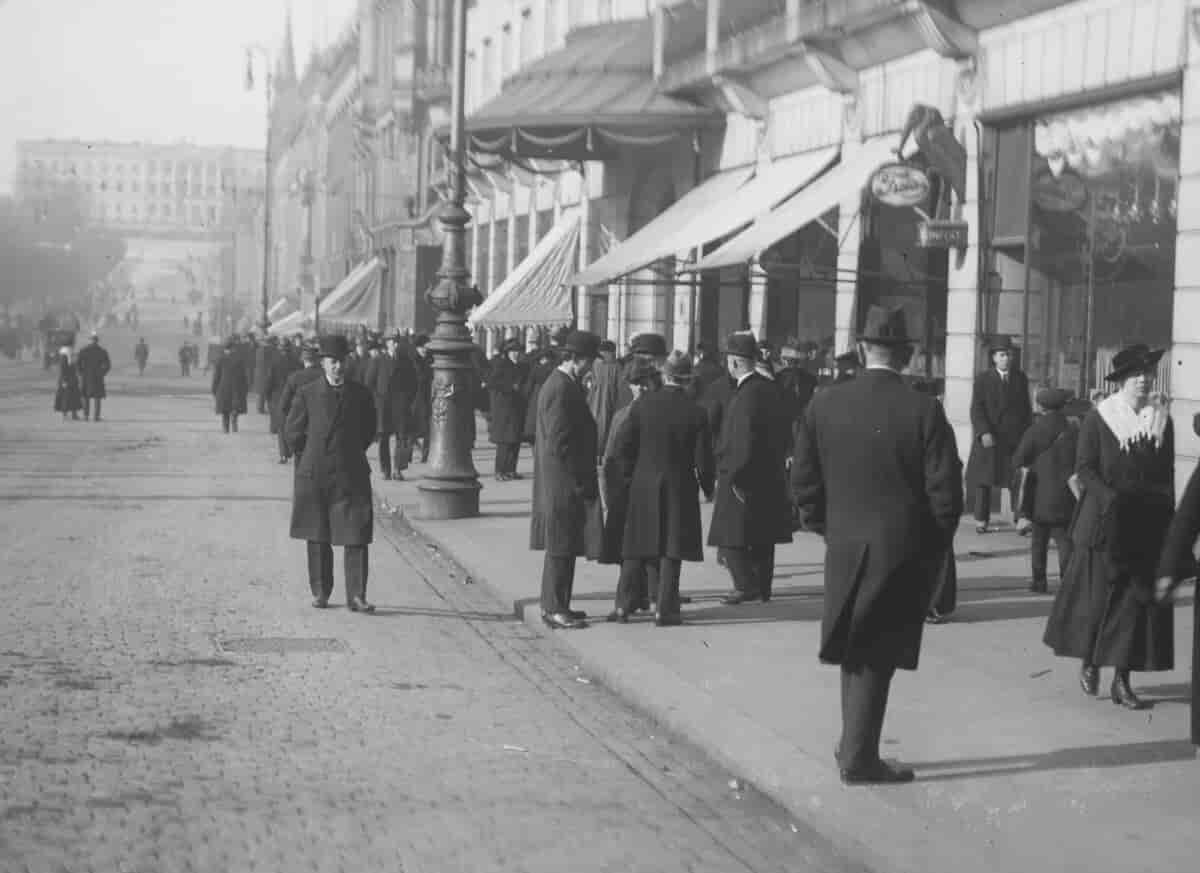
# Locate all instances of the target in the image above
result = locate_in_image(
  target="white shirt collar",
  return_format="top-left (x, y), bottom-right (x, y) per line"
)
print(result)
top-left (736, 371), bottom-right (755, 387)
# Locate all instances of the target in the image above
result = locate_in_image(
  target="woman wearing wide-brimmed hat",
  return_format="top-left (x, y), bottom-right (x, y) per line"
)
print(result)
top-left (1043, 345), bottom-right (1175, 709)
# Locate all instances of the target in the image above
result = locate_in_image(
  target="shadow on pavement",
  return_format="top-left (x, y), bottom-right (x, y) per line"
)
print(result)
top-left (911, 739), bottom-right (1197, 781)
top-left (0, 493), bottom-right (291, 503)
top-left (371, 605), bottom-right (517, 623)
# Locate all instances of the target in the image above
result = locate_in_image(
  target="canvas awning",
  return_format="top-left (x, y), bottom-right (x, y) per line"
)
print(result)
top-left (468, 211), bottom-right (581, 329)
top-left (267, 296), bottom-right (299, 322)
top-left (466, 21), bottom-right (719, 161)
top-left (266, 257), bottom-right (383, 336)
top-left (267, 309), bottom-right (305, 337)
top-left (571, 146), bottom-right (838, 286)
top-left (692, 138), bottom-right (901, 271)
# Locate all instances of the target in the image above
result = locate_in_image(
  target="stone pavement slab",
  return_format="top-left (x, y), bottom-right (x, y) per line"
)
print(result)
top-left (389, 445), bottom-right (1200, 873)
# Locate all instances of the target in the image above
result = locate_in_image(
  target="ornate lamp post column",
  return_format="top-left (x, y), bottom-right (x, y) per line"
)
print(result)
top-left (417, 0), bottom-right (482, 520)
top-left (291, 168), bottom-right (319, 334)
top-left (245, 45), bottom-right (275, 334)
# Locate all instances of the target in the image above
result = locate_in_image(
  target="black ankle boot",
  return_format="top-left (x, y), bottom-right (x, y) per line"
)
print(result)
top-left (1111, 671), bottom-right (1146, 710)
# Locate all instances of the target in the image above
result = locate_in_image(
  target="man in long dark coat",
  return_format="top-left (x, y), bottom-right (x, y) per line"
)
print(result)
top-left (587, 340), bottom-right (622, 464)
top-left (134, 337), bottom-right (149, 376)
top-left (521, 346), bottom-right (559, 445)
top-left (776, 340), bottom-right (819, 453)
top-left (965, 336), bottom-right (1032, 533)
top-left (285, 334), bottom-right (378, 613)
top-left (707, 332), bottom-right (793, 605)
top-left (791, 306), bottom-right (963, 784)
top-left (529, 330), bottom-right (604, 630)
top-left (267, 341), bottom-right (303, 440)
top-left (487, 338), bottom-right (528, 480)
top-left (211, 338), bottom-right (250, 433)
top-left (254, 338), bottom-right (274, 413)
top-left (411, 334), bottom-right (433, 462)
top-left (77, 332), bottom-right (111, 422)
top-left (276, 343), bottom-right (323, 464)
top-left (613, 352), bottom-right (714, 626)
top-left (688, 342), bottom-right (725, 402)
top-left (375, 333), bottom-right (420, 481)
top-left (616, 333), bottom-right (669, 412)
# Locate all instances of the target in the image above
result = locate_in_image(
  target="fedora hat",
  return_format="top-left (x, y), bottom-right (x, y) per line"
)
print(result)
top-left (723, 331), bottom-right (758, 361)
top-left (1104, 344), bottom-right (1165, 382)
top-left (630, 333), bottom-right (668, 358)
top-left (857, 306), bottom-right (913, 345)
top-left (317, 335), bottom-right (351, 360)
top-left (661, 350), bottom-right (693, 381)
top-left (1036, 387), bottom-right (1072, 410)
top-left (562, 329), bottom-right (601, 359)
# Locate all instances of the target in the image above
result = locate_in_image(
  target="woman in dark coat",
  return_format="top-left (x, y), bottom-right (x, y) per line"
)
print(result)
top-left (54, 347), bottom-right (82, 420)
top-left (486, 339), bottom-right (528, 480)
top-left (614, 353), bottom-right (714, 626)
top-left (211, 339), bottom-right (250, 433)
top-left (1044, 345), bottom-right (1175, 709)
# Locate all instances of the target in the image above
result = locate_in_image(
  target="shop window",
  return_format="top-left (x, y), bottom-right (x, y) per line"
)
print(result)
top-left (762, 209), bottom-right (840, 353)
top-left (981, 91), bottom-right (1179, 397)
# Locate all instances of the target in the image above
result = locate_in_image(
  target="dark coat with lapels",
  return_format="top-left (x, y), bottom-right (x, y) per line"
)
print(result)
top-left (374, 351), bottom-right (420, 437)
top-left (966, 367), bottom-right (1033, 489)
top-left (76, 343), bottom-right (111, 398)
top-left (707, 371), bottom-right (794, 549)
top-left (1156, 462), bottom-right (1200, 744)
top-left (486, 356), bottom-right (528, 445)
top-left (1011, 410), bottom-right (1078, 526)
top-left (277, 365), bottom-right (324, 440)
top-left (211, 352), bottom-right (249, 415)
top-left (286, 377), bottom-right (377, 546)
top-left (267, 352), bottom-right (303, 435)
top-left (529, 368), bottom-right (604, 559)
top-left (614, 384), bottom-right (715, 561)
top-left (791, 369), bottom-right (964, 670)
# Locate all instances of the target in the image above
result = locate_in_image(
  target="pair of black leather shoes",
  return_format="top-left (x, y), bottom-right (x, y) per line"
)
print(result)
top-left (312, 597), bottom-right (329, 609)
top-left (722, 591), bottom-right (770, 605)
top-left (1110, 672), bottom-right (1146, 710)
top-left (543, 611), bottom-right (586, 629)
top-left (654, 614), bottom-right (683, 627)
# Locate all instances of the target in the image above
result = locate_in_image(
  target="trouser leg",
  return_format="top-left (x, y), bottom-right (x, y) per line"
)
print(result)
top-left (615, 559), bottom-right (646, 611)
top-left (656, 557), bottom-right (682, 618)
top-left (378, 432), bottom-right (392, 479)
top-left (306, 541), bottom-right (334, 600)
top-left (83, 397), bottom-right (91, 420)
top-left (344, 545), bottom-right (368, 602)
top-left (393, 435), bottom-right (410, 473)
top-left (1052, 526), bottom-right (1073, 579)
top-left (230, 413), bottom-right (239, 433)
top-left (839, 663), bottom-right (896, 771)
top-left (509, 443), bottom-right (521, 475)
top-left (1030, 522), bottom-right (1050, 583)
top-left (221, 412), bottom-right (231, 433)
top-left (494, 443), bottom-right (505, 477)
top-left (756, 545), bottom-right (776, 601)
top-left (723, 547), bottom-right (761, 598)
top-left (93, 397), bottom-right (101, 420)
top-left (974, 485), bottom-right (992, 524)
top-left (540, 554), bottom-right (576, 615)
top-left (278, 430), bottom-right (290, 460)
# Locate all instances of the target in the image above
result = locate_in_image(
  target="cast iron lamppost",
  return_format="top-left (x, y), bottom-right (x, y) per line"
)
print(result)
top-left (244, 44), bottom-right (275, 334)
top-left (417, 0), bottom-right (482, 520)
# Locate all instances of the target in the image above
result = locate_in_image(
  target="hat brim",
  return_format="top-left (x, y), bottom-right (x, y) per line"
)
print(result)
top-left (1104, 349), bottom-right (1165, 381)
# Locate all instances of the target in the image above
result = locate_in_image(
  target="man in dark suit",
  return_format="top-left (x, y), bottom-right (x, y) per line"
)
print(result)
top-left (276, 343), bottom-right (323, 464)
top-left (791, 306), bottom-right (963, 784)
top-left (375, 332), bottom-right (421, 481)
top-left (965, 336), bottom-right (1033, 533)
top-left (77, 332), bottom-right (111, 422)
top-left (285, 335), bottom-right (378, 613)
top-left (688, 342), bottom-right (725, 402)
top-left (529, 330), bottom-right (604, 630)
top-left (777, 339), bottom-right (819, 453)
top-left (707, 331), bottom-right (793, 605)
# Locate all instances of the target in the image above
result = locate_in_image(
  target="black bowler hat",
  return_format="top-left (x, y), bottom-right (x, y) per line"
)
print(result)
top-left (1036, 387), bottom-right (1072, 410)
top-left (563, 329), bottom-right (601, 359)
top-left (630, 333), bottom-right (668, 358)
top-left (723, 331), bottom-right (758, 360)
top-left (857, 306), bottom-right (913, 345)
top-left (1104, 344), bottom-right (1165, 383)
top-left (987, 334), bottom-right (1016, 354)
top-left (317, 335), bottom-right (351, 360)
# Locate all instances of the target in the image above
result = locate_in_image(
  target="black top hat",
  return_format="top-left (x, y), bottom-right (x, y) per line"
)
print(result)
top-left (630, 333), bottom-right (668, 358)
top-left (1104, 344), bottom-right (1165, 382)
top-left (1036, 387), bottom-right (1072, 410)
top-left (562, 330), bottom-right (601, 359)
top-left (858, 306), bottom-right (913, 345)
top-left (723, 331), bottom-right (758, 360)
top-left (317, 335), bottom-right (351, 360)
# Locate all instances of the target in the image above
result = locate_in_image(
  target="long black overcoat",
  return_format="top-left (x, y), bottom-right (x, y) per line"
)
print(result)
top-left (587, 358), bottom-right (623, 455)
top-left (791, 370), bottom-right (964, 671)
top-left (707, 373), bottom-right (793, 549)
top-left (1156, 462), bottom-right (1200, 744)
top-left (688, 357), bottom-right (726, 403)
top-left (1011, 410), bottom-right (1078, 526)
top-left (253, 344), bottom-right (272, 396)
top-left (76, 344), bottom-right (111, 398)
top-left (487, 356), bottom-right (528, 445)
top-left (529, 369), bottom-right (604, 559)
top-left (966, 368), bottom-right (1033, 489)
top-left (615, 385), bottom-right (714, 561)
top-left (277, 365), bottom-right (324, 442)
top-left (1043, 408), bottom-right (1174, 671)
top-left (374, 350), bottom-right (420, 437)
top-left (776, 366), bottom-right (818, 453)
top-left (600, 402), bottom-right (636, 564)
top-left (267, 353), bottom-right (303, 434)
top-left (699, 373), bottom-right (734, 446)
top-left (411, 353), bottom-right (433, 436)
top-left (522, 354), bottom-right (558, 442)
top-left (211, 352), bottom-right (249, 415)
top-left (285, 378), bottom-right (377, 546)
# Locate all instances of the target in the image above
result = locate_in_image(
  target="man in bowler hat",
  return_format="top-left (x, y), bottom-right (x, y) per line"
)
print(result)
top-left (529, 330), bottom-right (605, 629)
top-left (285, 335), bottom-right (379, 613)
top-left (791, 306), bottom-right (963, 784)
top-left (966, 336), bottom-right (1032, 533)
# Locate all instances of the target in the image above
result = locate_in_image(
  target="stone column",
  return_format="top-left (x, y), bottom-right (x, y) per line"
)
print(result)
top-left (943, 59), bottom-right (984, 465)
top-left (1173, 7), bottom-right (1200, 496)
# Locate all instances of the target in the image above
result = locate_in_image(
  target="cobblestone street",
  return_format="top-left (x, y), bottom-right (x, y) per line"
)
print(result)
top-left (0, 370), bottom-right (861, 873)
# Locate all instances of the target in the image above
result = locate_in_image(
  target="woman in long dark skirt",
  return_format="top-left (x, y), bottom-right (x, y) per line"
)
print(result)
top-left (54, 347), bottom-right (82, 421)
top-left (1043, 345), bottom-right (1175, 709)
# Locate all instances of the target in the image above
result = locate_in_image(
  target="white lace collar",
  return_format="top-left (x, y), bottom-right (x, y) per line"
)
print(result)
top-left (1096, 393), bottom-right (1168, 451)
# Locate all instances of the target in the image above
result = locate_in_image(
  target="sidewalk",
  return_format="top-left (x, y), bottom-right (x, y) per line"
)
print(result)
top-left (383, 443), bottom-right (1198, 873)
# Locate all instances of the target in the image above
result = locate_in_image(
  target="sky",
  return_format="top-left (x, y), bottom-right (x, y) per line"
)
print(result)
top-left (0, 0), bottom-right (358, 193)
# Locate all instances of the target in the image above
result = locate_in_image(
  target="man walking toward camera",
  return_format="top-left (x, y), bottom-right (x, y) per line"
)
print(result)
top-left (966, 336), bottom-right (1032, 533)
top-left (791, 306), bottom-right (963, 785)
top-left (285, 335), bottom-right (379, 613)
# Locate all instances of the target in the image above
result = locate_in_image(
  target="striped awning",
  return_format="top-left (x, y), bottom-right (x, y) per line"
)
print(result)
top-left (468, 211), bottom-right (580, 329)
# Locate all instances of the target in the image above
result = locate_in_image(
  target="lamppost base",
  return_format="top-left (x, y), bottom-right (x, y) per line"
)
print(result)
top-left (416, 478), bottom-right (481, 520)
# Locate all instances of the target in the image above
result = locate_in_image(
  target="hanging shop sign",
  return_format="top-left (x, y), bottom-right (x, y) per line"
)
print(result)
top-left (916, 219), bottom-right (969, 249)
top-left (868, 163), bottom-right (932, 208)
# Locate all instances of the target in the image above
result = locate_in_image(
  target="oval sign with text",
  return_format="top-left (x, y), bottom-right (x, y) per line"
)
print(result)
top-left (868, 163), bottom-right (931, 208)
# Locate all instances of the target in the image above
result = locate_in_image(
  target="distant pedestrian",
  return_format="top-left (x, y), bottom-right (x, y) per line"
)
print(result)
top-left (254, 338), bottom-right (275, 414)
top-left (776, 339), bottom-right (819, 453)
top-left (374, 332), bottom-right (420, 481)
top-left (587, 340), bottom-right (622, 462)
top-left (266, 340), bottom-right (302, 441)
top-left (791, 306), bottom-right (963, 785)
top-left (285, 335), bottom-right (378, 613)
top-left (211, 338), bottom-right (249, 433)
top-left (54, 346), bottom-right (82, 421)
top-left (134, 337), bottom-right (149, 376)
top-left (77, 332), bottom-right (111, 422)
top-left (179, 343), bottom-right (192, 377)
top-left (966, 336), bottom-right (1033, 533)
top-left (521, 346), bottom-right (558, 445)
top-left (275, 343), bottom-right (322, 464)
top-left (529, 330), bottom-right (604, 630)
top-left (1044, 345), bottom-right (1176, 711)
top-left (411, 334), bottom-right (433, 462)
top-left (487, 338), bottom-right (528, 480)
